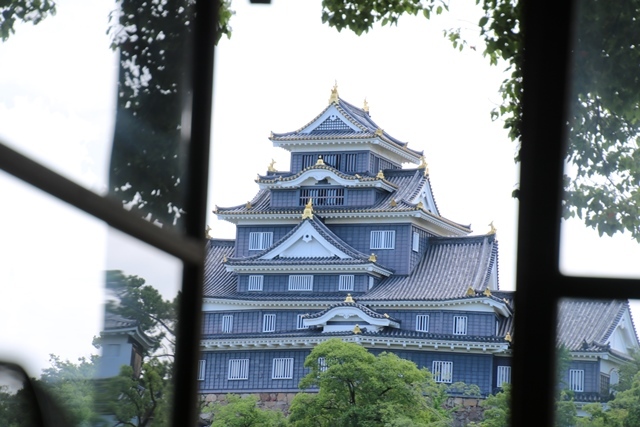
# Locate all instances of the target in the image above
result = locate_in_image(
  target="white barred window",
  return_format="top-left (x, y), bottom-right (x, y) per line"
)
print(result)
top-left (570, 369), bottom-right (585, 392)
top-left (339, 275), bottom-right (354, 291)
top-left (412, 231), bottom-right (420, 252)
top-left (289, 275), bottom-right (313, 291)
top-left (249, 232), bottom-right (273, 250)
top-left (370, 230), bottom-right (395, 249)
top-left (296, 314), bottom-right (308, 330)
top-left (272, 358), bottom-right (294, 379)
top-left (198, 360), bottom-right (206, 381)
top-left (248, 275), bottom-right (264, 291)
top-left (453, 316), bottom-right (467, 335)
top-left (416, 315), bottom-right (429, 332)
top-left (432, 361), bottom-right (453, 383)
top-left (228, 359), bottom-right (249, 380)
top-left (318, 357), bottom-right (328, 372)
top-left (263, 314), bottom-right (276, 332)
top-left (221, 315), bottom-right (233, 333)
top-left (497, 366), bottom-right (511, 387)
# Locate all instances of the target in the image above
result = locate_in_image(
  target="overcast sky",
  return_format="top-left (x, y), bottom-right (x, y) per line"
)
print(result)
top-left (1, 0), bottom-right (640, 375)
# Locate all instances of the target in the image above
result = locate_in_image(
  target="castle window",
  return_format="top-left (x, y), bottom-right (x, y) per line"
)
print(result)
top-left (432, 361), bottom-right (453, 383)
top-left (339, 275), bottom-right (354, 291)
top-left (453, 316), bottom-right (467, 335)
top-left (221, 315), bottom-right (233, 333)
top-left (412, 232), bottom-right (420, 252)
top-left (263, 314), bottom-right (276, 332)
top-left (318, 357), bottom-right (328, 372)
top-left (299, 187), bottom-right (344, 206)
top-left (497, 366), bottom-right (511, 387)
top-left (289, 275), bottom-right (313, 291)
top-left (415, 315), bottom-right (429, 332)
top-left (569, 369), bottom-right (585, 392)
top-left (272, 358), bottom-right (294, 379)
top-left (370, 230), bottom-right (395, 249)
top-left (249, 232), bottom-right (273, 250)
top-left (248, 275), bottom-right (263, 291)
top-left (296, 314), bottom-right (308, 329)
top-left (228, 359), bottom-right (249, 380)
top-left (198, 360), bottom-right (206, 381)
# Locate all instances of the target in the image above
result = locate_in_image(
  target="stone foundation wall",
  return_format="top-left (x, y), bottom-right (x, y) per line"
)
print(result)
top-left (201, 393), bottom-right (486, 425)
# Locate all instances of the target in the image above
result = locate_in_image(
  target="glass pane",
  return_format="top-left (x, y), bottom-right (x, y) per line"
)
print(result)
top-left (559, 0), bottom-right (640, 279)
top-left (0, 0), bottom-right (197, 232)
top-left (0, 169), bottom-right (183, 425)
top-left (555, 298), bottom-right (640, 425)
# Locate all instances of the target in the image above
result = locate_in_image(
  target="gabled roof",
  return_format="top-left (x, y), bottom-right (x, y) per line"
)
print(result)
top-left (362, 234), bottom-right (500, 302)
top-left (557, 299), bottom-right (638, 355)
top-left (215, 169), bottom-right (469, 234)
top-left (270, 96), bottom-right (423, 163)
top-left (203, 239), bottom-right (236, 298)
top-left (224, 216), bottom-right (393, 276)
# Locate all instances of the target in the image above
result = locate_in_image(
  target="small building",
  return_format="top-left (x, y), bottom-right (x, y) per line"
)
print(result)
top-left (97, 313), bottom-right (154, 379)
top-left (199, 86), bottom-right (638, 406)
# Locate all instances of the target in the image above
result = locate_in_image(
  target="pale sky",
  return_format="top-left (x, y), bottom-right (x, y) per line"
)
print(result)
top-left (1, 0), bottom-right (639, 375)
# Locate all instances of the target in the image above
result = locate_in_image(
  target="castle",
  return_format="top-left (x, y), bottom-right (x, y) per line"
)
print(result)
top-left (199, 86), bottom-right (638, 407)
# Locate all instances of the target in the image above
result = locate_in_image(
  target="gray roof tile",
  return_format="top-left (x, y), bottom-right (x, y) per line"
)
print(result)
top-left (556, 299), bottom-right (628, 351)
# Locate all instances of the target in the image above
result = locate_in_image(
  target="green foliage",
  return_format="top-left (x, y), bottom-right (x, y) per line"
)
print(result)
top-left (104, 270), bottom-right (177, 353)
top-left (98, 360), bottom-right (171, 427)
top-left (288, 339), bottom-right (451, 427)
top-left (322, 0), bottom-right (640, 242)
top-left (205, 394), bottom-right (286, 427)
top-left (468, 384), bottom-right (510, 427)
top-left (38, 354), bottom-right (99, 427)
top-left (0, 0), bottom-right (56, 41)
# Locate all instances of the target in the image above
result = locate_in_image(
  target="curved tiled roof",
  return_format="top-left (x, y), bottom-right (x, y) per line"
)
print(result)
top-left (270, 97), bottom-right (423, 159)
top-left (215, 169), bottom-right (470, 233)
top-left (556, 299), bottom-right (628, 351)
top-left (362, 234), bottom-right (499, 302)
top-left (303, 301), bottom-right (400, 322)
top-left (225, 216), bottom-right (373, 264)
top-left (203, 239), bottom-right (236, 297)
top-left (256, 163), bottom-right (397, 189)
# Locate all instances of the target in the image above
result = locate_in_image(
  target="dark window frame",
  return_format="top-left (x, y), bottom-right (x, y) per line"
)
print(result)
top-left (2, 0), bottom-right (639, 426)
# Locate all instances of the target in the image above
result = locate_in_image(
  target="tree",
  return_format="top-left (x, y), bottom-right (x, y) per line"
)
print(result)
top-left (97, 360), bottom-right (172, 427)
top-left (288, 339), bottom-right (451, 427)
top-left (104, 270), bottom-right (177, 354)
top-left (0, 0), bottom-right (56, 41)
top-left (321, 0), bottom-right (640, 242)
top-left (38, 355), bottom-right (100, 427)
top-left (202, 394), bottom-right (286, 427)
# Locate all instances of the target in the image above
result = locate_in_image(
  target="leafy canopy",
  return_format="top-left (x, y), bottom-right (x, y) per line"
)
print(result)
top-left (288, 339), bottom-right (451, 427)
top-left (322, 0), bottom-right (640, 242)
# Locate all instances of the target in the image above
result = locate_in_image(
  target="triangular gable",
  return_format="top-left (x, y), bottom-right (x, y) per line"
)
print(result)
top-left (300, 105), bottom-right (364, 135)
top-left (410, 178), bottom-right (440, 216)
top-left (607, 307), bottom-right (640, 356)
top-left (304, 301), bottom-right (400, 332)
top-left (260, 220), bottom-right (352, 260)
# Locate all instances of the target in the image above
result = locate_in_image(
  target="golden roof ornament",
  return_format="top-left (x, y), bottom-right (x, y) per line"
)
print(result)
top-left (369, 253), bottom-right (377, 262)
top-left (316, 155), bottom-right (325, 166)
top-left (246, 201), bottom-right (252, 210)
top-left (344, 293), bottom-right (354, 303)
top-left (267, 159), bottom-right (277, 172)
top-left (375, 128), bottom-right (384, 136)
top-left (222, 254), bottom-right (228, 263)
top-left (384, 313), bottom-right (389, 318)
top-left (353, 324), bottom-right (362, 334)
top-left (505, 332), bottom-right (512, 343)
top-left (205, 225), bottom-right (213, 239)
top-left (488, 221), bottom-right (497, 235)
top-left (363, 98), bottom-right (369, 113)
top-left (466, 287), bottom-right (475, 296)
top-left (390, 199), bottom-right (397, 207)
top-left (416, 201), bottom-right (424, 210)
top-left (355, 174), bottom-right (362, 179)
top-left (269, 131), bottom-right (274, 138)
top-left (329, 81), bottom-right (339, 104)
top-left (376, 170), bottom-right (385, 179)
top-left (302, 198), bottom-right (314, 220)
top-left (483, 287), bottom-right (492, 297)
